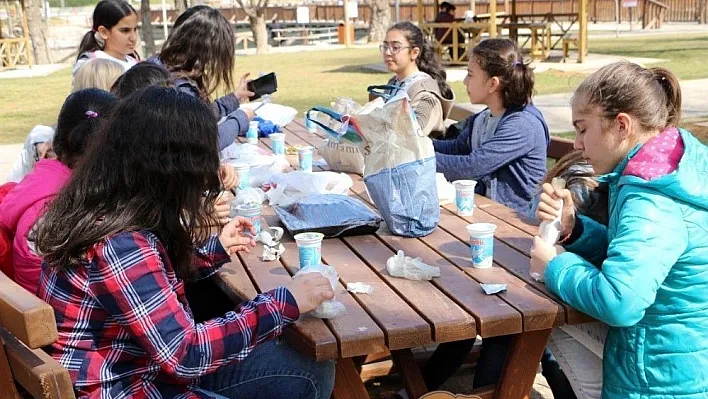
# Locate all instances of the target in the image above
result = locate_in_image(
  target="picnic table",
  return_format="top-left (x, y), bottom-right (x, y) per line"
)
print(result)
top-left (213, 119), bottom-right (593, 399)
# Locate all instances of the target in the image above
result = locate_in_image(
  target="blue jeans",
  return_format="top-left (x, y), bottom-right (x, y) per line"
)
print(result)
top-left (195, 339), bottom-right (336, 399)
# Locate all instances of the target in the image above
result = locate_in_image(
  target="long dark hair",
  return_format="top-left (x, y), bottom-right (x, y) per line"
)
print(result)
top-left (54, 89), bottom-right (117, 168)
top-left (388, 21), bottom-right (453, 100)
top-left (35, 87), bottom-right (221, 279)
top-left (472, 38), bottom-right (535, 109)
top-left (76, 0), bottom-right (137, 60)
top-left (110, 62), bottom-right (172, 98)
top-left (159, 6), bottom-right (235, 101)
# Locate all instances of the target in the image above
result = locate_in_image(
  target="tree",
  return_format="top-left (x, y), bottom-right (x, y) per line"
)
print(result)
top-left (25, 0), bottom-right (51, 64)
top-left (234, 0), bottom-right (270, 54)
top-left (367, 0), bottom-right (391, 43)
top-left (700, 0), bottom-right (707, 24)
top-left (175, 0), bottom-right (187, 15)
top-left (140, 0), bottom-right (156, 57)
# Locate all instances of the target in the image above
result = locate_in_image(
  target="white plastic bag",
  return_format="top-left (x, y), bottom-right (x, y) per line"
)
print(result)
top-left (239, 102), bottom-right (298, 127)
top-left (294, 263), bottom-right (346, 319)
top-left (220, 143), bottom-right (290, 187)
top-left (436, 173), bottom-right (456, 205)
top-left (266, 171), bottom-right (353, 207)
top-left (386, 250), bottom-right (440, 281)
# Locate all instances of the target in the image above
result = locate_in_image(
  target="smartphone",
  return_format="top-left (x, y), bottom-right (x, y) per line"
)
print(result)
top-left (247, 72), bottom-right (278, 101)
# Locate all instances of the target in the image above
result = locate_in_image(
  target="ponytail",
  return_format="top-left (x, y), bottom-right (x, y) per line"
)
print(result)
top-left (417, 39), bottom-right (454, 100)
top-left (650, 67), bottom-right (682, 127)
top-left (575, 61), bottom-right (682, 133)
top-left (472, 38), bottom-right (534, 109)
top-left (76, 30), bottom-right (103, 60)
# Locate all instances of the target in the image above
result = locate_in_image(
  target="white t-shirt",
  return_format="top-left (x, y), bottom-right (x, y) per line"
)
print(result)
top-left (72, 50), bottom-right (138, 76)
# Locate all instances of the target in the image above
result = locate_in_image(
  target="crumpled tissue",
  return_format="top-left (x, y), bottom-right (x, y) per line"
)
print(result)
top-left (346, 282), bottom-right (374, 295)
top-left (258, 227), bottom-right (285, 261)
top-left (386, 250), bottom-right (440, 281)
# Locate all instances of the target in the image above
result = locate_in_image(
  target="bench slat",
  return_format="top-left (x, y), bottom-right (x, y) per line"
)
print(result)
top-left (0, 271), bottom-right (58, 349)
top-left (0, 335), bottom-right (22, 399)
top-left (1, 329), bottom-right (75, 399)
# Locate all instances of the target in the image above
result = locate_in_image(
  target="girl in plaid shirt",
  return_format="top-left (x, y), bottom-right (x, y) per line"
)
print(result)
top-left (35, 87), bottom-right (335, 399)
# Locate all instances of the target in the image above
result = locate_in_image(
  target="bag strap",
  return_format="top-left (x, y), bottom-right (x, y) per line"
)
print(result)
top-left (305, 107), bottom-right (363, 143)
top-left (366, 84), bottom-right (404, 101)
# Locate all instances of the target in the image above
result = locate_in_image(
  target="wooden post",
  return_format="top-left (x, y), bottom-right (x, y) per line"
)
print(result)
top-left (489, 0), bottom-right (497, 37)
top-left (19, 0), bottom-right (32, 66)
top-left (470, 0), bottom-right (476, 17)
top-left (343, 0), bottom-right (351, 47)
top-left (578, 0), bottom-right (587, 63)
top-left (417, 0), bottom-right (424, 25)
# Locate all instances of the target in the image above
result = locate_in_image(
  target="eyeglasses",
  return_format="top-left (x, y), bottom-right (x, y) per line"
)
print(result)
top-left (379, 44), bottom-right (411, 55)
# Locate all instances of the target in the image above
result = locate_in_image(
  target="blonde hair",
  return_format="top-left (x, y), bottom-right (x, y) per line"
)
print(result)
top-left (72, 58), bottom-right (125, 92)
top-left (574, 61), bottom-right (682, 132)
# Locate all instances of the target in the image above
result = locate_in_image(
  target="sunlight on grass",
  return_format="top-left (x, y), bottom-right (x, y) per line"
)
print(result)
top-left (2, 32), bottom-right (707, 144)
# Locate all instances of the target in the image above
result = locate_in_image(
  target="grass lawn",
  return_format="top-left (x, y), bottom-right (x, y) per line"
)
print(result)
top-left (1, 32), bottom-right (707, 144)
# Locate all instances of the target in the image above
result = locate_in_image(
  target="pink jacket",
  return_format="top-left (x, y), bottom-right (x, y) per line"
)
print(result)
top-left (0, 159), bottom-right (71, 294)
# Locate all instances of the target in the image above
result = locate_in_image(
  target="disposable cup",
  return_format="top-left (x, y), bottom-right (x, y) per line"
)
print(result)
top-left (247, 121), bottom-right (259, 144)
top-left (233, 163), bottom-right (250, 191)
top-left (453, 180), bottom-right (477, 216)
top-left (305, 111), bottom-right (318, 133)
top-left (294, 232), bottom-right (324, 269)
top-left (298, 146), bottom-right (314, 172)
top-left (466, 223), bottom-right (497, 268)
top-left (234, 203), bottom-right (263, 234)
top-left (270, 133), bottom-right (285, 156)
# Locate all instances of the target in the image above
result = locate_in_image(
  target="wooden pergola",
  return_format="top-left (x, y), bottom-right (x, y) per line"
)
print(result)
top-left (0, 0), bottom-right (33, 70)
top-left (417, 0), bottom-right (588, 64)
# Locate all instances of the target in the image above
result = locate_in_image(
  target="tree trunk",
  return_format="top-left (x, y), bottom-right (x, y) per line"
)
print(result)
top-left (368, 0), bottom-right (391, 43)
top-left (140, 0), bottom-right (156, 57)
top-left (700, 0), bottom-right (707, 24)
top-left (175, 0), bottom-right (186, 14)
top-left (249, 13), bottom-right (269, 54)
top-left (26, 0), bottom-right (51, 64)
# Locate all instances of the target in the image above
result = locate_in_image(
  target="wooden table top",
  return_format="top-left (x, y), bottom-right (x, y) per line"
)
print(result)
top-left (213, 119), bottom-right (591, 363)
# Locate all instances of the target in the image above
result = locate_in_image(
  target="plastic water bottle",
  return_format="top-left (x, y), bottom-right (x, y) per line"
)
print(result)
top-left (247, 121), bottom-right (258, 144)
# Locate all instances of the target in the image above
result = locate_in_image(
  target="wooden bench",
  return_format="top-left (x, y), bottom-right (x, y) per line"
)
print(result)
top-left (561, 35), bottom-right (579, 63)
top-left (0, 270), bottom-right (75, 399)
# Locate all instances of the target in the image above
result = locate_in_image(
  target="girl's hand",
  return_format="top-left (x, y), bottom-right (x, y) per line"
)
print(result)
top-left (219, 164), bottom-right (238, 191)
top-left (529, 236), bottom-right (559, 280)
top-left (235, 72), bottom-right (255, 103)
top-left (536, 183), bottom-right (576, 237)
top-left (219, 216), bottom-right (257, 255)
top-left (285, 273), bottom-right (335, 314)
top-left (214, 191), bottom-right (234, 225)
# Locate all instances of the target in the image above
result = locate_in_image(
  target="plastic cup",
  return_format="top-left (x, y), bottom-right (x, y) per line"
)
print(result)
top-left (294, 232), bottom-right (324, 269)
top-left (233, 163), bottom-right (250, 191)
top-left (247, 121), bottom-right (259, 145)
top-left (298, 146), bottom-right (314, 172)
top-left (234, 203), bottom-right (263, 234)
top-left (305, 111), bottom-right (318, 133)
top-left (453, 180), bottom-right (477, 216)
top-left (270, 133), bottom-right (285, 156)
top-left (466, 223), bottom-right (497, 268)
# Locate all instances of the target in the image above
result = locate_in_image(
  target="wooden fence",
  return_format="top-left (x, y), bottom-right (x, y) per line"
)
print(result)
top-left (149, 0), bottom-right (706, 25)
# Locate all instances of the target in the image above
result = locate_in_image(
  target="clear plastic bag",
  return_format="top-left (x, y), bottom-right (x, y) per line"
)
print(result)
top-left (293, 263), bottom-right (346, 319)
top-left (266, 171), bottom-right (353, 207)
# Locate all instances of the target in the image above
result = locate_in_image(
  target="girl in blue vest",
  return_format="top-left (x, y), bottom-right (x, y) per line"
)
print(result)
top-left (532, 61), bottom-right (708, 399)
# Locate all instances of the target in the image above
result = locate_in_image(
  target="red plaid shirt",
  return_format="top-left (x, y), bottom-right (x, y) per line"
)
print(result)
top-left (39, 231), bottom-right (299, 399)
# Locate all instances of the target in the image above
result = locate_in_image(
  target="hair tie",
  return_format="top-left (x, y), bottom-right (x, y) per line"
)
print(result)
top-left (93, 31), bottom-right (105, 48)
top-left (85, 110), bottom-right (98, 119)
top-left (512, 61), bottom-right (522, 67)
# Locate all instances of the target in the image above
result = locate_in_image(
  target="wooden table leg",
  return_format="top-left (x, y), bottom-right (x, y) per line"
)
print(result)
top-left (333, 358), bottom-right (370, 399)
top-left (391, 349), bottom-right (428, 399)
top-left (494, 329), bottom-right (551, 399)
